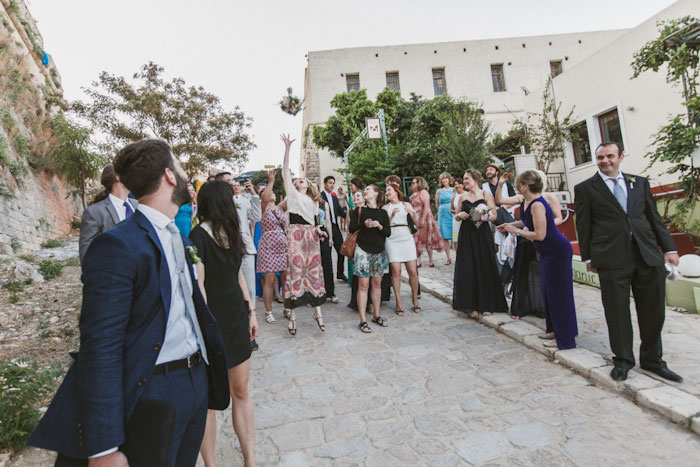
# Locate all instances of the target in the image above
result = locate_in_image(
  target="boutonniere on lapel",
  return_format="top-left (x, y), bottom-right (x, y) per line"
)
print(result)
top-left (185, 246), bottom-right (201, 264)
top-left (625, 175), bottom-right (636, 190)
top-left (235, 201), bottom-right (242, 209)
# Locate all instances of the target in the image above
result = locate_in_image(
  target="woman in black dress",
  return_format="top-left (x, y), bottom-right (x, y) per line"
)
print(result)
top-left (453, 169), bottom-right (508, 318)
top-left (190, 181), bottom-right (258, 467)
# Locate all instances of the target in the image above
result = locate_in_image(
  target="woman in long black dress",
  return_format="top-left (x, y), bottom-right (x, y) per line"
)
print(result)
top-left (190, 181), bottom-right (257, 467)
top-left (500, 170), bottom-right (577, 349)
top-left (453, 169), bottom-right (508, 318)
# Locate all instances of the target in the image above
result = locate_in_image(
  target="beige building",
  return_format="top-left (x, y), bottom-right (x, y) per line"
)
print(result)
top-left (524, 0), bottom-right (700, 197)
top-left (300, 29), bottom-right (630, 185)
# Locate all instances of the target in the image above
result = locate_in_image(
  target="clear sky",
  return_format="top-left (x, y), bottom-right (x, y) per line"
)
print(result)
top-left (27, 0), bottom-right (676, 174)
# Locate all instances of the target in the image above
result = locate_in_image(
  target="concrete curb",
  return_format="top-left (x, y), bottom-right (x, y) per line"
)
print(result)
top-left (402, 272), bottom-right (700, 436)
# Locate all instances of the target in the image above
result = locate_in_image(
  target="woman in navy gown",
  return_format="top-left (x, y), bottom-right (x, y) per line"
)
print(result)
top-left (500, 170), bottom-right (577, 349)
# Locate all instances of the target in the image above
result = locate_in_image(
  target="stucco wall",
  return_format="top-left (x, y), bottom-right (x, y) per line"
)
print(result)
top-left (522, 0), bottom-right (700, 195)
top-left (302, 29), bottom-right (629, 185)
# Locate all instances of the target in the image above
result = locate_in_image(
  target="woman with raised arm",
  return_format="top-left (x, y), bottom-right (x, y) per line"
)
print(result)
top-left (384, 183), bottom-right (420, 314)
top-left (349, 184), bottom-right (391, 333)
top-left (495, 171), bottom-right (562, 338)
top-left (191, 181), bottom-right (257, 467)
top-left (281, 134), bottom-right (328, 335)
top-left (256, 169), bottom-right (288, 325)
top-left (452, 169), bottom-right (508, 318)
top-left (499, 170), bottom-right (577, 349)
top-left (410, 176), bottom-right (443, 268)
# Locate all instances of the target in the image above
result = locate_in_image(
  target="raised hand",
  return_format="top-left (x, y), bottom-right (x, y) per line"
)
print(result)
top-left (280, 134), bottom-right (296, 148)
top-left (267, 168), bottom-right (276, 183)
top-left (499, 172), bottom-right (512, 184)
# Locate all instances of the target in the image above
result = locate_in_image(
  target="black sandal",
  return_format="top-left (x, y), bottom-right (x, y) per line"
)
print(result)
top-left (372, 316), bottom-right (388, 327)
top-left (413, 305), bottom-right (421, 313)
top-left (395, 308), bottom-right (405, 316)
top-left (288, 319), bottom-right (297, 335)
top-left (312, 313), bottom-right (326, 332)
top-left (359, 321), bottom-right (372, 333)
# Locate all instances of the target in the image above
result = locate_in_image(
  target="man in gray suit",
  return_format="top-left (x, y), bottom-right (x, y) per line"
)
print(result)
top-left (79, 165), bottom-right (138, 262)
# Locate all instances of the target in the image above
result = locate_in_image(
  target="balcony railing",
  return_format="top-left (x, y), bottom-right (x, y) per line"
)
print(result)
top-left (546, 172), bottom-right (567, 192)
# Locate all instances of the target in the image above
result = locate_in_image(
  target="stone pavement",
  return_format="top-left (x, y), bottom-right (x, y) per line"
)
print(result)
top-left (408, 259), bottom-right (700, 433)
top-left (199, 278), bottom-right (700, 466)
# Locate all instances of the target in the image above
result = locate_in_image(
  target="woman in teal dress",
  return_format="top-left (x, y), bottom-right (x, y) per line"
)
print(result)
top-left (435, 172), bottom-right (455, 265)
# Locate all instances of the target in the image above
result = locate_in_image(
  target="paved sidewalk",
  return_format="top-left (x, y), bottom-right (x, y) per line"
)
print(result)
top-left (195, 281), bottom-right (700, 465)
top-left (408, 259), bottom-right (700, 432)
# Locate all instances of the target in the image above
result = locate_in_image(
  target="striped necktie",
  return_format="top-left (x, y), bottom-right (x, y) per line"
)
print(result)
top-left (612, 177), bottom-right (627, 214)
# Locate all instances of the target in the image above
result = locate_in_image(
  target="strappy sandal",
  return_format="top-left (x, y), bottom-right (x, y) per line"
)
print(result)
top-left (312, 313), bottom-right (326, 332)
top-left (429, 263), bottom-right (435, 268)
top-left (413, 305), bottom-right (421, 313)
top-left (543, 341), bottom-right (558, 348)
top-left (395, 308), bottom-right (405, 316)
top-left (538, 332), bottom-right (555, 340)
top-left (359, 321), bottom-right (372, 333)
top-left (372, 316), bottom-right (388, 327)
top-left (288, 319), bottom-right (296, 335)
top-left (265, 311), bottom-right (277, 324)
top-left (445, 259), bottom-right (452, 265)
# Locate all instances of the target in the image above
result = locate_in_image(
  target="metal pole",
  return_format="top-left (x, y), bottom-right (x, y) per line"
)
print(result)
top-left (379, 108), bottom-right (389, 158)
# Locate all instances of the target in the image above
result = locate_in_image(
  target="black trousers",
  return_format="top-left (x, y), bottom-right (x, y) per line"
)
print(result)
top-left (596, 240), bottom-right (667, 370)
top-left (320, 229), bottom-right (334, 297)
top-left (330, 222), bottom-right (345, 276)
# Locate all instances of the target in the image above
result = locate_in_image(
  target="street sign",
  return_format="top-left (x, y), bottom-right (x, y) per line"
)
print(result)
top-left (366, 117), bottom-right (382, 140)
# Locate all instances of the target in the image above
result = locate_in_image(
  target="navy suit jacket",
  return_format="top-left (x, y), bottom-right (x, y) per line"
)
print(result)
top-left (29, 210), bottom-right (230, 458)
top-left (320, 191), bottom-right (346, 225)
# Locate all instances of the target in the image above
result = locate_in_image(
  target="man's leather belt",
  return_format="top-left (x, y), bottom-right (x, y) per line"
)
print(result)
top-left (153, 350), bottom-right (202, 375)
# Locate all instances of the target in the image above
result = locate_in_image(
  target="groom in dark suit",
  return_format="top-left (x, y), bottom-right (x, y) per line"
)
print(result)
top-left (29, 139), bottom-right (229, 466)
top-left (321, 175), bottom-right (347, 282)
top-left (574, 141), bottom-right (681, 383)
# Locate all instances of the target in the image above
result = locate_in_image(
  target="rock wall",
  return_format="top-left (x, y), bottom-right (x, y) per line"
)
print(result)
top-left (0, 0), bottom-right (81, 254)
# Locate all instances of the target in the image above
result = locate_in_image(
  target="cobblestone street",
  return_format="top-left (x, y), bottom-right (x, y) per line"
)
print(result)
top-left (200, 274), bottom-right (700, 466)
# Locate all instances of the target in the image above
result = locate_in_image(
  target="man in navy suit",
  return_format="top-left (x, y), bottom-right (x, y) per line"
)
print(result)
top-left (320, 175), bottom-right (347, 282)
top-left (29, 139), bottom-right (229, 466)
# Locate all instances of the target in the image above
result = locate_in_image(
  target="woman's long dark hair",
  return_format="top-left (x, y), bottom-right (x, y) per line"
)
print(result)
top-left (196, 181), bottom-right (243, 263)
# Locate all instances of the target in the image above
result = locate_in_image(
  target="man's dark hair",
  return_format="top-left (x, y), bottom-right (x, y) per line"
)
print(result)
top-left (596, 141), bottom-right (624, 156)
top-left (323, 175), bottom-right (335, 184)
top-left (214, 171), bottom-right (231, 180)
top-left (114, 139), bottom-right (175, 198)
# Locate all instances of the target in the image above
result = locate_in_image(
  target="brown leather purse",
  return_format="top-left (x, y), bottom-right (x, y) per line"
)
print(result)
top-left (340, 207), bottom-right (361, 260)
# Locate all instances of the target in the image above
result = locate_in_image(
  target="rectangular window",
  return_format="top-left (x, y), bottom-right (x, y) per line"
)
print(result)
top-left (432, 68), bottom-right (446, 96)
top-left (346, 73), bottom-right (360, 92)
top-left (491, 64), bottom-right (506, 92)
top-left (598, 108), bottom-right (625, 151)
top-left (386, 71), bottom-right (400, 92)
top-left (550, 60), bottom-right (563, 77)
top-left (570, 122), bottom-right (592, 166)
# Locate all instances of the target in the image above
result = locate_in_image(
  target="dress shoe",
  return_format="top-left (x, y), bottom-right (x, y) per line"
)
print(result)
top-left (641, 365), bottom-right (683, 383)
top-left (251, 339), bottom-right (259, 351)
top-left (336, 274), bottom-right (348, 282)
top-left (610, 366), bottom-right (628, 381)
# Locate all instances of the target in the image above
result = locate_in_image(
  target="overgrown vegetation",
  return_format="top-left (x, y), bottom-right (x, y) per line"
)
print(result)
top-left (632, 15), bottom-right (700, 237)
top-left (0, 359), bottom-right (62, 452)
top-left (48, 114), bottom-right (105, 209)
top-left (40, 239), bottom-right (63, 249)
top-left (2, 278), bottom-right (32, 304)
top-left (38, 259), bottom-right (63, 280)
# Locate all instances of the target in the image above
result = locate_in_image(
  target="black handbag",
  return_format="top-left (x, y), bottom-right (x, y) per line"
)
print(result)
top-left (494, 207), bottom-right (515, 226)
top-left (407, 213), bottom-right (418, 234)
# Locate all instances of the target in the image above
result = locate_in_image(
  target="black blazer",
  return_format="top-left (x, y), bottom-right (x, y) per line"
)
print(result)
top-left (574, 172), bottom-right (675, 270)
top-left (320, 191), bottom-right (346, 225)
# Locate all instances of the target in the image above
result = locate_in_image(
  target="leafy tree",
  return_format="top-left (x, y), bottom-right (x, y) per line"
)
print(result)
top-left (48, 114), bottom-right (106, 209)
top-left (72, 62), bottom-right (255, 178)
top-left (313, 89), bottom-right (493, 189)
top-left (250, 167), bottom-right (286, 200)
top-left (510, 77), bottom-right (575, 174)
top-left (632, 15), bottom-right (700, 234)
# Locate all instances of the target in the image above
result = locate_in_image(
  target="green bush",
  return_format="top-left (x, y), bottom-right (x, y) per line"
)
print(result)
top-left (38, 260), bottom-right (63, 280)
top-left (18, 254), bottom-right (34, 262)
top-left (0, 359), bottom-right (62, 452)
top-left (40, 239), bottom-right (63, 249)
top-left (62, 257), bottom-right (79, 267)
top-left (70, 219), bottom-right (81, 230)
top-left (10, 238), bottom-right (21, 253)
